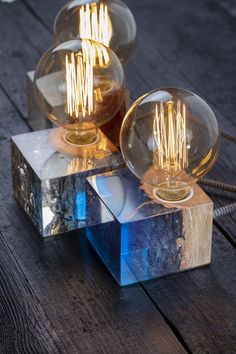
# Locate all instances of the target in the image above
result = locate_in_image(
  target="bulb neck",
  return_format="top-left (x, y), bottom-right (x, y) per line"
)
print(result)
top-left (62, 122), bottom-right (99, 147)
top-left (63, 130), bottom-right (98, 146)
top-left (155, 180), bottom-right (192, 202)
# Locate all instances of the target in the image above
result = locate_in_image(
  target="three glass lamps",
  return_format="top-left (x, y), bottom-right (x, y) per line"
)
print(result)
top-left (11, 0), bottom-right (220, 285)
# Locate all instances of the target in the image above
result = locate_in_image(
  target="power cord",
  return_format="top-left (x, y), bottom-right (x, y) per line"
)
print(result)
top-left (214, 203), bottom-right (236, 219)
top-left (221, 131), bottom-right (236, 144)
top-left (200, 130), bottom-right (236, 219)
top-left (200, 178), bottom-right (236, 193)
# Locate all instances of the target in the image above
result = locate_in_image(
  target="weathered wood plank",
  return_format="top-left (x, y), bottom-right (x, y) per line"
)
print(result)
top-left (22, 0), bottom-right (65, 30)
top-left (2, 0), bottom-right (236, 127)
top-left (141, 226), bottom-right (236, 354)
top-left (0, 231), bottom-right (65, 354)
top-left (128, 0), bottom-right (236, 126)
top-left (214, 0), bottom-right (236, 18)
top-left (0, 1), bottom-right (235, 352)
top-left (2, 0), bottom-right (236, 142)
top-left (127, 0), bottom-right (236, 244)
top-left (0, 1), bottom-right (52, 117)
top-left (0, 85), bottom-right (186, 353)
top-left (11, 0), bottom-right (236, 243)
top-left (203, 136), bottom-right (236, 246)
top-left (23, 0), bottom-right (236, 129)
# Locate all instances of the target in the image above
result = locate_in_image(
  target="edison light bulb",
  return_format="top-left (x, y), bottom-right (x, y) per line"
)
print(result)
top-left (53, 0), bottom-right (137, 65)
top-left (34, 38), bottom-right (124, 149)
top-left (120, 88), bottom-right (220, 202)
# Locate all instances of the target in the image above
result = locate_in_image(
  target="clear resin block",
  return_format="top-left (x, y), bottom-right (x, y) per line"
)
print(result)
top-left (86, 168), bottom-right (213, 286)
top-left (11, 128), bottom-right (124, 237)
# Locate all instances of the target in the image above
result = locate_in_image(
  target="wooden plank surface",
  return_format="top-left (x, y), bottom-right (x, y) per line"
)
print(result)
top-left (0, 1), bottom-right (52, 118)
top-left (0, 231), bottom-right (65, 353)
top-left (1, 0), bottom-right (236, 241)
top-left (141, 226), bottom-right (236, 354)
top-left (0, 87), bottom-right (186, 353)
top-left (0, 0), bottom-right (235, 353)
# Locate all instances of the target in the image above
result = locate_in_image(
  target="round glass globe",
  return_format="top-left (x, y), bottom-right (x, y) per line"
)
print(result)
top-left (120, 88), bottom-right (220, 202)
top-left (53, 0), bottom-right (137, 65)
top-left (34, 38), bottom-right (125, 147)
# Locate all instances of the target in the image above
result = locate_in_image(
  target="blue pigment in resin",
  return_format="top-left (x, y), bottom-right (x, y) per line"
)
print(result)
top-left (86, 168), bottom-right (213, 286)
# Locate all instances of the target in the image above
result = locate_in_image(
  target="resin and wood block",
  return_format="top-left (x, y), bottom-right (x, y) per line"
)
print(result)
top-left (11, 128), bottom-right (124, 237)
top-left (86, 168), bottom-right (213, 286)
top-left (26, 71), bottom-right (130, 146)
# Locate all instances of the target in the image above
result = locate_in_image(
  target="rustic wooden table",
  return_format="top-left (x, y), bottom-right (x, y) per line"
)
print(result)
top-left (0, 0), bottom-right (235, 353)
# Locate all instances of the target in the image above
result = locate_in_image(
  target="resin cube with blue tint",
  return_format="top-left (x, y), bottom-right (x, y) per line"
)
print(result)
top-left (86, 168), bottom-right (213, 286)
top-left (11, 128), bottom-right (124, 237)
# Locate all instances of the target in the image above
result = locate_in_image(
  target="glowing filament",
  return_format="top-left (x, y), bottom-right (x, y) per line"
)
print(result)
top-left (153, 100), bottom-right (188, 172)
top-left (65, 40), bottom-right (109, 120)
top-left (79, 3), bottom-right (112, 47)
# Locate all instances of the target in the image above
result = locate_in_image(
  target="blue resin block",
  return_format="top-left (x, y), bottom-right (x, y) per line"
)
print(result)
top-left (11, 129), bottom-right (124, 237)
top-left (86, 168), bottom-right (213, 286)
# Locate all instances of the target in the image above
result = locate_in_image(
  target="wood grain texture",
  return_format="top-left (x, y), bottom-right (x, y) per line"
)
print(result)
top-left (17, 0), bottom-right (236, 242)
top-left (142, 226), bottom-right (236, 354)
top-left (0, 1), bottom-right (52, 117)
top-left (125, 0), bottom-right (236, 127)
top-left (202, 135), bottom-right (236, 245)
top-left (0, 231), bottom-right (65, 354)
top-left (154, 184), bottom-right (214, 270)
top-left (128, 0), bottom-right (236, 244)
top-left (22, 0), bottom-right (65, 30)
top-left (0, 0), bottom-right (235, 352)
top-left (0, 85), bottom-right (186, 353)
top-left (215, 0), bottom-right (236, 18)
top-left (11, 0), bottom-right (236, 125)
top-left (180, 202), bottom-right (212, 268)
top-left (177, 186), bottom-right (213, 269)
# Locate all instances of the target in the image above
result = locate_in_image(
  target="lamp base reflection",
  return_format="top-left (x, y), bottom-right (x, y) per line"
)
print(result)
top-left (86, 168), bottom-right (213, 286)
top-left (11, 128), bottom-right (124, 237)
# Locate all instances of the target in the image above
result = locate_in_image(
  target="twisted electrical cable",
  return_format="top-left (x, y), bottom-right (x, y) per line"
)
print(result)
top-left (200, 178), bottom-right (236, 193)
top-left (199, 131), bottom-right (236, 218)
top-left (220, 131), bottom-right (236, 144)
top-left (214, 203), bottom-right (236, 219)
top-left (200, 179), bottom-right (236, 217)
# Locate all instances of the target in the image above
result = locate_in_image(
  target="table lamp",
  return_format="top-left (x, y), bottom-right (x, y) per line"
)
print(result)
top-left (54, 0), bottom-right (137, 65)
top-left (27, 0), bottom-right (136, 144)
top-left (11, 39), bottom-right (125, 236)
top-left (85, 88), bottom-right (220, 285)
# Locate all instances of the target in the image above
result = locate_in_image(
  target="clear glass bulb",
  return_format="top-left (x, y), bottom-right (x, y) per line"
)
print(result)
top-left (53, 0), bottom-right (137, 65)
top-left (120, 88), bottom-right (221, 202)
top-left (34, 38), bottom-right (125, 148)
